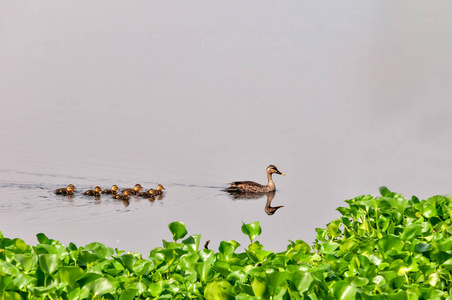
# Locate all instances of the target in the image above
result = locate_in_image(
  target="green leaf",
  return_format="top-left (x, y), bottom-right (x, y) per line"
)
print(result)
top-left (149, 281), bottom-right (164, 297)
top-left (1, 291), bottom-right (22, 300)
top-left (119, 289), bottom-right (138, 300)
top-left (320, 242), bottom-right (339, 255)
top-left (13, 239), bottom-right (28, 252)
top-left (379, 186), bottom-right (392, 197)
top-left (241, 222), bottom-right (262, 243)
top-left (182, 234), bottom-right (201, 252)
top-left (36, 233), bottom-right (49, 244)
top-left (251, 277), bottom-right (268, 298)
top-left (57, 266), bottom-right (84, 289)
top-left (290, 271), bottom-right (313, 293)
top-left (168, 221), bottom-right (188, 242)
top-left (401, 224), bottom-right (423, 241)
top-left (15, 253), bottom-right (37, 273)
top-left (82, 277), bottom-right (116, 297)
top-left (331, 281), bottom-right (357, 300)
top-left (12, 273), bottom-right (36, 290)
top-left (38, 254), bottom-right (60, 275)
top-left (415, 243), bottom-right (432, 252)
top-left (377, 235), bottom-right (404, 256)
top-left (204, 280), bottom-right (235, 300)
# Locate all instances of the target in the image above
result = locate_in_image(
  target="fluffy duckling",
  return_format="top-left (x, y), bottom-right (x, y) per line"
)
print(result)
top-left (84, 186), bottom-right (102, 196)
top-left (139, 189), bottom-right (156, 198)
top-left (122, 184), bottom-right (143, 195)
top-left (114, 190), bottom-right (131, 201)
top-left (55, 184), bottom-right (76, 195)
top-left (102, 185), bottom-right (120, 195)
top-left (154, 184), bottom-right (166, 195)
top-left (225, 165), bottom-right (285, 193)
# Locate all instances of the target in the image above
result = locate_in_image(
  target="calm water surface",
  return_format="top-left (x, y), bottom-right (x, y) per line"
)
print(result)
top-left (2, 2), bottom-right (452, 255)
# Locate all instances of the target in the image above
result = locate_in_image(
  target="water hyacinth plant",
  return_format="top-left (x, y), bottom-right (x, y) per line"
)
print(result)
top-left (1, 187), bottom-right (452, 299)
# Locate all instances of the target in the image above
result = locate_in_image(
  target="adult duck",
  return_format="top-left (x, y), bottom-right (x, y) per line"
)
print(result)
top-left (225, 165), bottom-right (285, 193)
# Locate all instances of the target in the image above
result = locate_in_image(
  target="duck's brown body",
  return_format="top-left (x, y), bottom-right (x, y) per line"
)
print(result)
top-left (225, 165), bottom-right (285, 194)
top-left (122, 184), bottom-right (143, 195)
top-left (102, 185), bottom-right (119, 195)
top-left (84, 186), bottom-right (102, 196)
top-left (139, 189), bottom-right (155, 198)
top-left (154, 184), bottom-right (165, 195)
top-left (55, 184), bottom-right (76, 195)
top-left (114, 190), bottom-right (130, 201)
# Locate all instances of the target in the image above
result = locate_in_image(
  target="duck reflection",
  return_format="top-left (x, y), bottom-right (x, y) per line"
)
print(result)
top-left (226, 191), bottom-right (284, 215)
top-left (264, 192), bottom-right (284, 215)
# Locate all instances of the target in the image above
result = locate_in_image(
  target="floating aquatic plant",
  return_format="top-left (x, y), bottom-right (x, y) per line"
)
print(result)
top-left (1, 187), bottom-right (452, 299)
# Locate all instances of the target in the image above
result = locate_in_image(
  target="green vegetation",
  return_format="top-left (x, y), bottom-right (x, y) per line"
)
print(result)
top-left (1, 187), bottom-right (452, 299)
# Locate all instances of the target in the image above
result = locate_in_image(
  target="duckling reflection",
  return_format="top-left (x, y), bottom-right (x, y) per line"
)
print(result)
top-left (264, 192), bottom-right (284, 215)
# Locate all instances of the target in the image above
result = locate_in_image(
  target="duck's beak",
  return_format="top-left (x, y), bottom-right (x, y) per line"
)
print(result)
top-left (276, 171), bottom-right (285, 175)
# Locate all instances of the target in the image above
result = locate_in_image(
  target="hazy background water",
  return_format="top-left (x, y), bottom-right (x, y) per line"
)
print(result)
top-left (1, 1), bottom-right (452, 254)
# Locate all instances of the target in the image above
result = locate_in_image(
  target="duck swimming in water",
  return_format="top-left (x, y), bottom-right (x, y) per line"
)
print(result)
top-left (225, 165), bottom-right (285, 193)
top-left (139, 189), bottom-right (156, 198)
top-left (84, 186), bottom-right (102, 196)
top-left (55, 184), bottom-right (76, 195)
top-left (122, 184), bottom-right (143, 195)
top-left (114, 190), bottom-right (131, 201)
top-left (154, 184), bottom-right (165, 195)
top-left (102, 185), bottom-right (119, 195)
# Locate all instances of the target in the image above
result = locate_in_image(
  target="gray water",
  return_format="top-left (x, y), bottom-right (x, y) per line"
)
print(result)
top-left (2, 1), bottom-right (452, 255)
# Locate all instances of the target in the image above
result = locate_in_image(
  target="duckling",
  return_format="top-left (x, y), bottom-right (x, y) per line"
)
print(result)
top-left (122, 184), bottom-right (143, 195)
top-left (114, 190), bottom-right (130, 201)
top-left (55, 184), bottom-right (76, 195)
top-left (225, 165), bottom-right (285, 193)
top-left (154, 184), bottom-right (166, 195)
top-left (102, 185), bottom-right (119, 195)
top-left (84, 186), bottom-right (102, 196)
top-left (139, 189), bottom-right (156, 198)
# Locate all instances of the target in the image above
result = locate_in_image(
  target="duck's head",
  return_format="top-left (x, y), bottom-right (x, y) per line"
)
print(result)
top-left (112, 185), bottom-right (119, 191)
top-left (67, 184), bottom-right (76, 191)
top-left (156, 184), bottom-right (165, 191)
top-left (95, 186), bottom-right (102, 192)
top-left (123, 190), bottom-right (130, 196)
top-left (266, 165), bottom-right (285, 176)
top-left (134, 184), bottom-right (143, 192)
top-left (149, 189), bottom-right (156, 195)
